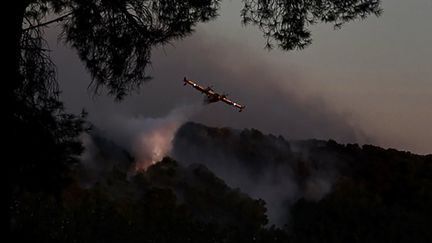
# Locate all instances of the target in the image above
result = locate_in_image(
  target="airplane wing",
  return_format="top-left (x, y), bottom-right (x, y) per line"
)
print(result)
top-left (183, 77), bottom-right (208, 93)
top-left (221, 96), bottom-right (246, 112)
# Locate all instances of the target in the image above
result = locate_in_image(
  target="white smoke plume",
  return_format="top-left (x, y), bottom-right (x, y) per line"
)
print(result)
top-left (81, 104), bottom-right (201, 174)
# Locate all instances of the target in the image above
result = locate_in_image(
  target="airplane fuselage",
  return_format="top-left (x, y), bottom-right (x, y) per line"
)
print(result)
top-left (183, 77), bottom-right (245, 112)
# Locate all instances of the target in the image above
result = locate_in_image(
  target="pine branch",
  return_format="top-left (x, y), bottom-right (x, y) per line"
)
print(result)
top-left (23, 12), bottom-right (73, 31)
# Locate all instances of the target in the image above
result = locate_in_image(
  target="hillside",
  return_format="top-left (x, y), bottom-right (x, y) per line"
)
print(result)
top-left (174, 122), bottom-right (432, 242)
top-left (11, 122), bottom-right (432, 243)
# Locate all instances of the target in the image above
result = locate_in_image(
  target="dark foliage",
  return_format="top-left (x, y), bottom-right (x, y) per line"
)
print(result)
top-left (63, 0), bottom-right (221, 99)
top-left (174, 122), bottom-right (319, 183)
top-left (11, 158), bottom-right (276, 243)
top-left (291, 145), bottom-right (432, 243)
top-left (11, 1), bottom-right (87, 194)
top-left (241, 0), bottom-right (382, 50)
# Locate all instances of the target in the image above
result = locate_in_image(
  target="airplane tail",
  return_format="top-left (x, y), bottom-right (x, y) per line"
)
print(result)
top-left (183, 77), bottom-right (187, 85)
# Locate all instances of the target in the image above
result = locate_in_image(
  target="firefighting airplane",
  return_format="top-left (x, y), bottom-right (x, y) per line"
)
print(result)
top-left (183, 77), bottom-right (246, 112)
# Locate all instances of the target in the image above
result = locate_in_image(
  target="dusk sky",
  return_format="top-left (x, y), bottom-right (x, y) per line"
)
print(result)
top-left (51, 0), bottom-right (431, 154)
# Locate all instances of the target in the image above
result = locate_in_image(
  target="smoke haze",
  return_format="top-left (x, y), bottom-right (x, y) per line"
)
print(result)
top-left (172, 122), bottom-right (342, 226)
top-left (80, 105), bottom-right (201, 180)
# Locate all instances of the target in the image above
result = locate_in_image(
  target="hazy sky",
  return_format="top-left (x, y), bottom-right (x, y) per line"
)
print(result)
top-left (51, 0), bottom-right (432, 154)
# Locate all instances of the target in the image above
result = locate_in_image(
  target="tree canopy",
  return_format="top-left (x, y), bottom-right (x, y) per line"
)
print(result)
top-left (18, 0), bottom-right (381, 99)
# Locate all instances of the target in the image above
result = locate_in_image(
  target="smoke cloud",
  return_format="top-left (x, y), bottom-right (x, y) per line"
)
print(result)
top-left (80, 105), bottom-right (201, 179)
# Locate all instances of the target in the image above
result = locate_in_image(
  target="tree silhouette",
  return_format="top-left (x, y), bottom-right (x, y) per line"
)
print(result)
top-left (242, 0), bottom-right (381, 50)
top-left (63, 0), bottom-right (221, 99)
